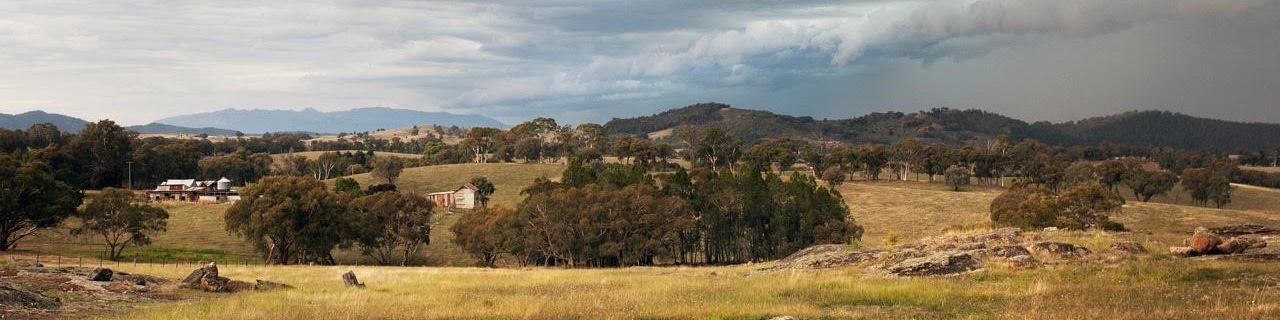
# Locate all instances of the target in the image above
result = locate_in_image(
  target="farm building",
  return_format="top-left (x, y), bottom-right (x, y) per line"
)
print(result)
top-left (147, 177), bottom-right (240, 203)
top-left (427, 183), bottom-right (479, 209)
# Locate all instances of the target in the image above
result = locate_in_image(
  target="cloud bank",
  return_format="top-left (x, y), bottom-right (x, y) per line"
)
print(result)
top-left (1, 0), bottom-right (1277, 125)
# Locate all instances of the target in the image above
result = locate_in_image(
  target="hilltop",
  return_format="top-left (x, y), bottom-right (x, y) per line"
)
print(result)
top-left (604, 103), bottom-right (1280, 151)
top-left (155, 107), bottom-right (506, 134)
top-left (0, 111), bottom-right (238, 136)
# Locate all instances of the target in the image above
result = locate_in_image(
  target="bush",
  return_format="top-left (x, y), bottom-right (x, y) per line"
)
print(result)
top-left (990, 182), bottom-right (1125, 231)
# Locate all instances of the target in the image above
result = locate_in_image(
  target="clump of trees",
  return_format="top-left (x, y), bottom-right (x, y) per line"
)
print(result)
top-left (990, 182), bottom-right (1126, 231)
top-left (226, 175), bottom-right (440, 265)
top-left (453, 159), bottom-right (861, 267)
top-left (226, 176), bottom-right (353, 264)
top-left (0, 155), bottom-right (82, 251)
top-left (944, 165), bottom-right (970, 191)
top-left (1182, 168), bottom-right (1232, 208)
top-left (350, 191), bottom-right (434, 266)
top-left (73, 188), bottom-right (169, 261)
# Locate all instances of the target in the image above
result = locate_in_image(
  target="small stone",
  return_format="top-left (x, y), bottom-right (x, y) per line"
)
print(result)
top-left (343, 270), bottom-right (365, 288)
top-left (1043, 227), bottom-right (1059, 232)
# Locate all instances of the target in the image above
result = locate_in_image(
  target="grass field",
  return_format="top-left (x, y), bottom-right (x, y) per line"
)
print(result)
top-left (9, 164), bottom-right (1280, 319)
top-left (16, 249), bottom-right (1269, 319)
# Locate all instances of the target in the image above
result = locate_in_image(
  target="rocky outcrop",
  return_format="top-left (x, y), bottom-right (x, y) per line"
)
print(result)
top-left (1029, 242), bottom-right (1092, 258)
top-left (179, 262), bottom-right (239, 292)
top-left (1207, 224), bottom-right (1280, 237)
top-left (754, 228), bottom-right (1098, 277)
top-left (0, 281), bottom-right (60, 309)
top-left (1172, 226), bottom-right (1273, 258)
top-left (879, 251), bottom-right (980, 277)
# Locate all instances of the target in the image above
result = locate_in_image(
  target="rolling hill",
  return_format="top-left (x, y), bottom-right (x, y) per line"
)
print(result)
top-left (0, 110), bottom-right (90, 132)
top-left (605, 103), bottom-right (1280, 151)
top-left (155, 107), bottom-right (507, 134)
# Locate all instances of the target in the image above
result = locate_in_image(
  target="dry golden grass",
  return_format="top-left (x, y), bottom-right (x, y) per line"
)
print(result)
top-left (54, 253), bottom-right (1280, 320)
top-left (1241, 165), bottom-right (1280, 174)
top-left (839, 181), bottom-right (1003, 246)
top-left (342, 162), bottom-right (564, 208)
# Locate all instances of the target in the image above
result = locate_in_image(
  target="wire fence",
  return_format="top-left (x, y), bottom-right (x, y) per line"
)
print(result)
top-left (16, 239), bottom-right (267, 267)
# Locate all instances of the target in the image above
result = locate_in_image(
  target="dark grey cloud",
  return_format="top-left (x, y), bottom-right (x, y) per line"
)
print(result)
top-left (0, 0), bottom-right (1276, 125)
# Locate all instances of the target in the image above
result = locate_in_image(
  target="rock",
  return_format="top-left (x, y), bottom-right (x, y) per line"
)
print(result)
top-left (1169, 246), bottom-right (1194, 256)
top-left (201, 275), bottom-right (229, 292)
top-left (768, 316), bottom-right (798, 320)
top-left (255, 279), bottom-right (292, 291)
top-left (1111, 241), bottom-right (1147, 254)
top-left (1188, 227), bottom-right (1223, 254)
top-left (1217, 237), bottom-right (1266, 254)
top-left (180, 262), bottom-right (232, 292)
top-left (0, 281), bottom-right (60, 309)
top-left (1208, 224), bottom-right (1279, 237)
top-left (881, 251), bottom-right (980, 277)
top-left (89, 268), bottom-right (113, 281)
top-left (1007, 255), bottom-right (1040, 269)
top-left (1029, 242), bottom-right (1092, 258)
top-left (343, 270), bottom-right (365, 288)
top-left (1043, 227), bottom-right (1059, 232)
top-left (987, 245), bottom-right (1033, 259)
top-left (181, 262), bottom-right (218, 285)
top-left (135, 278), bottom-right (147, 286)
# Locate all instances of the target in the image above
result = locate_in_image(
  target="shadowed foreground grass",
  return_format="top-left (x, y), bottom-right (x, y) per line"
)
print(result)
top-left (90, 256), bottom-right (1280, 320)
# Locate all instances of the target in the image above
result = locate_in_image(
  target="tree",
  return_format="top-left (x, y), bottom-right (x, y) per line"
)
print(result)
top-left (944, 165), bottom-right (971, 191)
top-left (470, 176), bottom-right (496, 207)
top-left (72, 188), bottom-right (169, 261)
top-left (225, 176), bottom-right (352, 265)
top-left (199, 148), bottom-right (273, 183)
top-left (350, 192), bottom-right (434, 266)
top-left (0, 156), bottom-right (82, 251)
top-left (333, 177), bottom-right (362, 198)
top-left (990, 182), bottom-right (1125, 231)
top-left (1182, 168), bottom-right (1232, 208)
top-left (451, 206), bottom-right (516, 267)
top-left (71, 120), bottom-right (135, 188)
top-left (1121, 170), bottom-right (1178, 202)
top-left (371, 156), bottom-right (405, 185)
top-left (820, 166), bottom-right (847, 187)
top-left (462, 127), bottom-right (501, 163)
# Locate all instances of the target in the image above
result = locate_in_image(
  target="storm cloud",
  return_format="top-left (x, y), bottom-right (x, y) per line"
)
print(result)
top-left (1, 0), bottom-right (1277, 125)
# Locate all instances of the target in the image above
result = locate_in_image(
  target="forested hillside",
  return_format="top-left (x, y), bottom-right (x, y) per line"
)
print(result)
top-left (604, 103), bottom-right (1280, 151)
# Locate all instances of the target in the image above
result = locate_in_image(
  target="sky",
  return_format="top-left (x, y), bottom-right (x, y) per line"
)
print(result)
top-left (1, 0), bottom-right (1278, 126)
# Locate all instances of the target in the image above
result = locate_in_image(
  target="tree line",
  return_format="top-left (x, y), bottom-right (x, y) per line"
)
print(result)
top-left (451, 158), bottom-right (861, 267)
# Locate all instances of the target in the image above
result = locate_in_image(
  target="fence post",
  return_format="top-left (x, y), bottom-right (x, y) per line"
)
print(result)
top-left (78, 257), bottom-right (82, 267)
top-left (35, 254), bottom-right (40, 266)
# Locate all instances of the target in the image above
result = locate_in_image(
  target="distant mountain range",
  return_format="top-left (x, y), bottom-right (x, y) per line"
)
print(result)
top-left (0, 111), bottom-right (91, 132)
top-left (604, 103), bottom-right (1280, 151)
top-left (2, 107), bottom-right (507, 135)
top-left (154, 107), bottom-right (506, 134)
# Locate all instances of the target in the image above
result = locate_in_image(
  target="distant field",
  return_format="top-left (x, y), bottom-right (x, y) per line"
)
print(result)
top-left (341, 162), bottom-right (564, 208)
top-left (269, 150), bottom-right (423, 161)
top-left (1241, 165), bottom-right (1280, 173)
